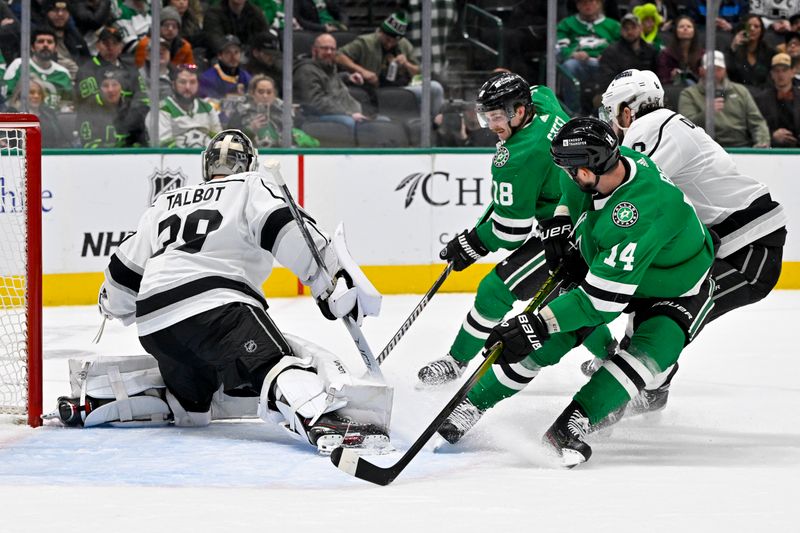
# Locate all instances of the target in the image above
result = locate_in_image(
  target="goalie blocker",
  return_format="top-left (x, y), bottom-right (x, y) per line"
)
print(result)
top-left (45, 334), bottom-right (393, 455)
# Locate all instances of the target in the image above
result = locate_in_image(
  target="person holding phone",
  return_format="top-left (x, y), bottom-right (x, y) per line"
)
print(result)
top-left (678, 50), bottom-right (770, 147)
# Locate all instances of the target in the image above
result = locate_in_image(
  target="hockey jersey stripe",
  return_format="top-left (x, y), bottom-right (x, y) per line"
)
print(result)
top-left (260, 206), bottom-right (295, 252)
top-left (645, 112), bottom-right (679, 157)
top-left (604, 353), bottom-right (647, 398)
top-left (497, 360), bottom-right (539, 385)
top-left (467, 309), bottom-right (498, 330)
top-left (493, 364), bottom-right (535, 391)
top-left (491, 225), bottom-right (530, 243)
top-left (584, 272), bottom-right (637, 295)
top-left (491, 212), bottom-right (536, 228)
top-left (107, 254), bottom-right (143, 293)
top-left (492, 219), bottom-right (532, 235)
top-left (713, 203), bottom-right (787, 258)
top-left (136, 276), bottom-right (268, 316)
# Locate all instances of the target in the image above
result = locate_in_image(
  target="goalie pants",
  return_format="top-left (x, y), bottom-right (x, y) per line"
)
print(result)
top-left (139, 302), bottom-right (291, 413)
top-left (448, 236), bottom-right (613, 364)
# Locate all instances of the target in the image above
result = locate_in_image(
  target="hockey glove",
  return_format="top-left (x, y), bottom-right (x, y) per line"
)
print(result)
top-left (317, 271), bottom-right (362, 325)
top-left (485, 311), bottom-right (551, 364)
top-left (440, 228), bottom-right (489, 271)
top-left (538, 215), bottom-right (574, 273)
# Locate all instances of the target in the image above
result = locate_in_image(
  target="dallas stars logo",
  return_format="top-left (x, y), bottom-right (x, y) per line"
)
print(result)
top-left (493, 145), bottom-right (510, 167)
top-left (612, 202), bottom-right (638, 227)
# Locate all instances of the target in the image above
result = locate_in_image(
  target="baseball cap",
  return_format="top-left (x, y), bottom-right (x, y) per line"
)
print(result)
top-left (43, 0), bottom-right (68, 12)
top-left (621, 13), bottom-right (640, 26)
top-left (219, 34), bottom-right (242, 53)
top-left (380, 11), bottom-right (408, 37)
top-left (701, 50), bottom-right (726, 69)
top-left (98, 25), bottom-right (124, 43)
top-left (771, 52), bottom-right (792, 68)
top-left (252, 30), bottom-right (280, 51)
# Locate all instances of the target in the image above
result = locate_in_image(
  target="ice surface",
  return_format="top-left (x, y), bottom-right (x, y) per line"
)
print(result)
top-left (1, 292), bottom-right (798, 532)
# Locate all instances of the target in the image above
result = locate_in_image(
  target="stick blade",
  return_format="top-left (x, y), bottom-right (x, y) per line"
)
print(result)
top-left (263, 159), bottom-right (285, 185)
top-left (330, 447), bottom-right (395, 486)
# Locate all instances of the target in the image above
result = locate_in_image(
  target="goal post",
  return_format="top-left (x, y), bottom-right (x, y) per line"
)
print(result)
top-left (0, 113), bottom-right (42, 427)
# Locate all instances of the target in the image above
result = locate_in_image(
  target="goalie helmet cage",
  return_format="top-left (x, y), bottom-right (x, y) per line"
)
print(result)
top-left (0, 113), bottom-right (42, 427)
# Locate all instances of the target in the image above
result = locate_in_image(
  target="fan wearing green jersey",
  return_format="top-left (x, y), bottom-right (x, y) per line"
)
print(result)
top-left (416, 72), bottom-right (616, 389)
top-left (438, 117), bottom-right (716, 467)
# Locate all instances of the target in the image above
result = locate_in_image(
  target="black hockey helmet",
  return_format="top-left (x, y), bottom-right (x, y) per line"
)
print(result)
top-left (475, 72), bottom-right (532, 129)
top-left (202, 129), bottom-right (258, 181)
top-left (550, 117), bottom-right (620, 188)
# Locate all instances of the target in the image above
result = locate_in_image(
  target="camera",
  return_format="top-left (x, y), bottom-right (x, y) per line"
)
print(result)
top-left (715, 88), bottom-right (725, 99)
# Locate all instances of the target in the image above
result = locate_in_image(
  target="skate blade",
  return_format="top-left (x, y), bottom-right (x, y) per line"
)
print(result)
top-left (316, 434), bottom-right (394, 456)
top-left (561, 449), bottom-right (588, 468)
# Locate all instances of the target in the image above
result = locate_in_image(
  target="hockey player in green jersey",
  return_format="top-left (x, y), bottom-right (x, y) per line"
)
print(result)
top-left (417, 72), bottom-right (616, 388)
top-left (438, 117), bottom-right (716, 467)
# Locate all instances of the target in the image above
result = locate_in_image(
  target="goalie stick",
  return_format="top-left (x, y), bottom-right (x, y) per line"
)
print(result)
top-left (264, 160), bottom-right (384, 382)
top-left (331, 269), bottom-right (564, 485)
top-left (376, 205), bottom-right (495, 365)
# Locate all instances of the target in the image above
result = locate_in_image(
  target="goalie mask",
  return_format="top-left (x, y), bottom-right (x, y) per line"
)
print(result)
top-left (475, 72), bottom-right (532, 133)
top-left (550, 117), bottom-right (620, 193)
top-left (202, 129), bottom-right (258, 181)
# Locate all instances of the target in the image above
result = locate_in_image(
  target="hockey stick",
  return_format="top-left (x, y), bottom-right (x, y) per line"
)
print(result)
top-left (375, 205), bottom-right (495, 365)
top-left (331, 269), bottom-right (563, 486)
top-left (264, 160), bottom-right (384, 382)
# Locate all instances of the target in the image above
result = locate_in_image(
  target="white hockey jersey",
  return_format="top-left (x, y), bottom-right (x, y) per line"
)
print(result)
top-left (101, 171), bottom-right (334, 336)
top-left (624, 108), bottom-right (788, 258)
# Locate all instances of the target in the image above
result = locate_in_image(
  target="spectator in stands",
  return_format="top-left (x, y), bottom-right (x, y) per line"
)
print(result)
top-left (562, 0), bottom-right (620, 20)
top-left (628, 0), bottom-right (680, 32)
top-left (783, 31), bottom-right (800, 59)
top-left (632, 3), bottom-right (663, 50)
top-left (0, 2), bottom-right (20, 64)
top-left (247, 30), bottom-right (282, 87)
top-left (116, 0), bottom-right (152, 54)
top-left (294, 0), bottom-right (347, 32)
top-left (678, 50), bottom-right (770, 148)
top-left (44, 0), bottom-right (90, 78)
top-left (135, 6), bottom-right (194, 68)
top-left (69, 0), bottom-right (115, 39)
top-left (139, 37), bottom-right (174, 99)
top-left (685, 0), bottom-right (749, 37)
top-left (204, 0), bottom-right (268, 59)
top-left (3, 28), bottom-right (73, 110)
top-left (656, 14), bottom-right (704, 86)
top-left (295, 32), bottom-right (365, 129)
top-left (407, 0), bottom-right (456, 77)
top-left (726, 13), bottom-right (774, 89)
top-left (755, 52), bottom-right (800, 147)
top-left (74, 26), bottom-right (149, 124)
top-left (199, 34), bottom-right (252, 102)
top-left (150, 64), bottom-right (221, 147)
top-left (77, 69), bottom-right (148, 147)
top-left (791, 13), bottom-right (800, 32)
top-left (7, 77), bottom-right (70, 147)
top-left (556, 0), bottom-right (620, 114)
top-left (337, 11), bottom-right (445, 113)
top-left (600, 13), bottom-right (657, 87)
top-left (166, 0), bottom-right (204, 48)
top-left (227, 74), bottom-right (319, 147)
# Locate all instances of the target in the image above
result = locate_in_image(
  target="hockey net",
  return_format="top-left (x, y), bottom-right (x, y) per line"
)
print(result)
top-left (0, 114), bottom-right (42, 426)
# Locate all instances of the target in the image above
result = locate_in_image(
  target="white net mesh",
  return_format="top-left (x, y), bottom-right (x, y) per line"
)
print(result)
top-left (0, 127), bottom-right (29, 416)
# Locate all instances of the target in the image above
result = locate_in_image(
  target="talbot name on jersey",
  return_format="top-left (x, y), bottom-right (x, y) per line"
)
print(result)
top-left (612, 202), bottom-right (638, 227)
top-left (165, 187), bottom-right (225, 210)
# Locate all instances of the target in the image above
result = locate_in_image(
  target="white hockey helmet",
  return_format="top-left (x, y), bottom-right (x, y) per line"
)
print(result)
top-left (201, 129), bottom-right (258, 181)
top-left (599, 69), bottom-right (664, 128)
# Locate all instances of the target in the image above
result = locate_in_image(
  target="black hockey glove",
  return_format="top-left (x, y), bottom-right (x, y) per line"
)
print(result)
top-left (485, 311), bottom-right (551, 365)
top-left (440, 228), bottom-right (489, 271)
top-left (539, 215), bottom-right (573, 273)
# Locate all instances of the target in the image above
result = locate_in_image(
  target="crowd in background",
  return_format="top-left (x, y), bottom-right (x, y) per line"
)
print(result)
top-left (1, 0), bottom-right (800, 149)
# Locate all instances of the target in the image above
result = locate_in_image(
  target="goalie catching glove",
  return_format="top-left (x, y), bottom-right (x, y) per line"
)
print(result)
top-left (440, 228), bottom-right (489, 271)
top-left (485, 311), bottom-right (551, 364)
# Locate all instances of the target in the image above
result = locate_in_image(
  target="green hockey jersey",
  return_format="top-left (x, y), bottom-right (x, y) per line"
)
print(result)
top-left (556, 15), bottom-right (621, 59)
top-left (475, 85), bottom-right (568, 252)
top-left (547, 147), bottom-right (714, 333)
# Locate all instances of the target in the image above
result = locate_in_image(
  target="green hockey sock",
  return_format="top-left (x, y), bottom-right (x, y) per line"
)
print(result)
top-left (582, 324), bottom-right (615, 360)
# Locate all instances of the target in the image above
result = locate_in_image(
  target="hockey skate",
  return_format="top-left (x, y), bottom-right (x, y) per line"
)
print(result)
top-left (437, 398), bottom-right (484, 445)
top-left (542, 401), bottom-right (592, 467)
top-left (417, 354), bottom-right (468, 387)
top-left (627, 384), bottom-right (670, 417)
top-left (306, 412), bottom-right (391, 456)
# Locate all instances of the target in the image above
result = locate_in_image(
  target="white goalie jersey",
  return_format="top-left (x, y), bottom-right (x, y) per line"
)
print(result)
top-left (623, 108), bottom-right (788, 257)
top-left (101, 171), bottom-right (334, 336)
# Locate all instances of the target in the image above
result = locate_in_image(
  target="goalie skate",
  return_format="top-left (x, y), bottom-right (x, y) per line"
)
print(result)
top-left (306, 412), bottom-right (392, 456)
top-left (417, 354), bottom-right (467, 387)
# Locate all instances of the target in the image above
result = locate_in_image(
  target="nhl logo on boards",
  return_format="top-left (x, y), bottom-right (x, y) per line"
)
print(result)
top-left (612, 202), bottom-right (638, 227)
top-left (493, 146), bottom-right (510, 167)
top-left (148, 168), bottom-right (187, 204)
top-left (243, 340), bottom-right (258, 353)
